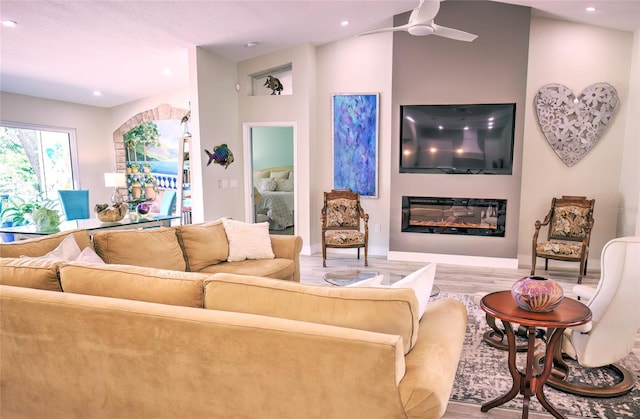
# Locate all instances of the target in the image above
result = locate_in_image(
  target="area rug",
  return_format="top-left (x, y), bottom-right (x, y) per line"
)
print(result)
top-left (435, 293), bottom-right (640, 418)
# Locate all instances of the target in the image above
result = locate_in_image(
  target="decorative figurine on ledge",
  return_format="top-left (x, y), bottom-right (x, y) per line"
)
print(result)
top-left (264, 75), bottom-right (283, 95)
top-left (205, 144), bottom-right (235, 169)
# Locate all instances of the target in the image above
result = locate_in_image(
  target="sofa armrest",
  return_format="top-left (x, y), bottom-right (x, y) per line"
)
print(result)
top-left (269, 235), bottom-right (303, 282)
top-left (398, 298), bottom-right (467, 419)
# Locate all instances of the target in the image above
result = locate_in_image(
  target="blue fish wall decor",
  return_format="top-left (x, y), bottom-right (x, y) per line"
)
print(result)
top-left (205, 144), bottom-right (235, 169)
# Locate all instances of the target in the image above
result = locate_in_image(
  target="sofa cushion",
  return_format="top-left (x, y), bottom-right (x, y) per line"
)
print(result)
top-left (59, 262), bottom-right (207, 308)
top-left (221, 219), bottom-right (274, 262)
top-left (0, 257), bottom-right (64, 291)
top-left (198, 258), bottom-right (295, 281)
top-left (92, 227), bottom-right (186, 271)
top-left (204, 273), bottom-right (419, 354)
top-left (174, 221), bottom-right (229, 271)
top-left (0, 229), bottom-right (92, 258)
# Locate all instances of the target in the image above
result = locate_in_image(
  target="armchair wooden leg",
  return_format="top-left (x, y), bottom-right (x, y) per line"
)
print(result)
top-left (322, 246), bottom-right (327, 268)
top-left (364, 246), bottom-right (368, 267)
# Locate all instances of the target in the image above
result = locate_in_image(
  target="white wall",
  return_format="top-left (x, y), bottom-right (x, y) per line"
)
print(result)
top-left (237, 44), bottom-right (316, 254)
top-left (0, 92), bottom-right (113, 206)
top-left (315, 30), bottom-right (395, 256)
top-left (518, 18), bottom-right (635, 268)
top-left (188, 47), bottom-right (240, 223)
top-left (618, 29), bottom-right (640, 237)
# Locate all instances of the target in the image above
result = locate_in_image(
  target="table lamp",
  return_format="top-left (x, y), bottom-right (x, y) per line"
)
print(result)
top-left (104, 172), bottom-right (127, 205)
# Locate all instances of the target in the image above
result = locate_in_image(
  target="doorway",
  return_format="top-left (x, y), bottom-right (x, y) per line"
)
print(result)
top-left (243, 123), bottom-right (296, 235)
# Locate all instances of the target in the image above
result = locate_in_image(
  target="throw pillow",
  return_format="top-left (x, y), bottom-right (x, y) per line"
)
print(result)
top-left (389, 264), bottom-right (436, 319)
top-left (275, 178), bottom-right (294, 192)
top-left (269, 170), bottom-right (290, 179)
top-left (345, 274), bottom-right (384, 287)
top-left (221, 219), bottom-right (274, 262)
top-left (41, 234), bottom-right (82, 261)
top-left (256, 177), bottom-right (277, 192)
top-left (75, 247), bottom-right (105, 264)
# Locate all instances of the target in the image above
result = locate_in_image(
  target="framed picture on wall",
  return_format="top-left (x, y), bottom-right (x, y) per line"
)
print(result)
top-left (332, 93), bottom-right (379, 198)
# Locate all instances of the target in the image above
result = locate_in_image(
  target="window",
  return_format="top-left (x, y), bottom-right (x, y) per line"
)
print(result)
top-left (0, 122), bottom-right (78, 206)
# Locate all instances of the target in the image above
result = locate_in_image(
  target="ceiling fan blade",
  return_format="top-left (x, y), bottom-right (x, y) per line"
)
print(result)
top-left (432, 23), bottom-right (478, 42)
top-left (412, 0), bottom-right (440, 24)
top-left (358, 23), bottom-right (411, 37)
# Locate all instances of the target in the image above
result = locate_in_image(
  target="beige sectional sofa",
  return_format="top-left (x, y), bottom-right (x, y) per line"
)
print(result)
top-left (0, 219), bottom-right (303, 281)
top-left (0, 224), bottom-right (467, 418)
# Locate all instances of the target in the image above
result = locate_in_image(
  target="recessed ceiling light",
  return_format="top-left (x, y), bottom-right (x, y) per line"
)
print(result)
top-left (245, 41), bottom-right (258, 48)
top-left (93, 91), bottom-right (102, 97)
top-left (341, 20), bottom-right (349, 27)
top-left (2, 20), bottom-right (17, 28)
top-left (162, 68), bottom-right (172, 76)
top-left (586, 6), bottom-right (597, 12)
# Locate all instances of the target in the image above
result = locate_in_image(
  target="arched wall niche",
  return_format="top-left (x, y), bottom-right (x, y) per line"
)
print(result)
top-left (112, 103), bottom-right (189, 172)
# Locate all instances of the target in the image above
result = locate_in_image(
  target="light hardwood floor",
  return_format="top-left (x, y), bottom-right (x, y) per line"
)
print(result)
top-left (298, 253), bottom-right (638, 419)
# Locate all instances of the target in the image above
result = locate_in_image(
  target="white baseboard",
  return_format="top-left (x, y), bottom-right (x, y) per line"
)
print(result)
top-left (387, 251), bottom-right (519, 269)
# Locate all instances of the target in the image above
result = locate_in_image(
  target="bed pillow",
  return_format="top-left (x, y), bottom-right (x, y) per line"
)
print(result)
top-left (269, 170), bottom-right (290, 179)
top-left (221, 219), bottom-right (274, 262)
top-left (275, 178), bottom-right (294, 192)
top-left (254, 169), bottom-right (271, 179)
top-left (256, 177), bottom-right (277, 192)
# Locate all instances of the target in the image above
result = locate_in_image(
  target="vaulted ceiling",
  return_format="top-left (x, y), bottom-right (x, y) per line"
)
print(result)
top-left (1, 0), bottom-right (638, 108)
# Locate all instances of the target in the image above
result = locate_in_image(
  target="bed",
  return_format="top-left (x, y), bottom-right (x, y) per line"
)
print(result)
top-left (253, 166), bottom-right (294, 231)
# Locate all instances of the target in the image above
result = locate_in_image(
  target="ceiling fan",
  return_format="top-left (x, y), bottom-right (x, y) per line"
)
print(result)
top-left (358, 0), bottom-right (477, 42)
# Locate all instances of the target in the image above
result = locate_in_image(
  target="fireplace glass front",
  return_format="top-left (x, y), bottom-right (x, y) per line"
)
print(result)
top-left (402, 196), bottom-right (506, 237)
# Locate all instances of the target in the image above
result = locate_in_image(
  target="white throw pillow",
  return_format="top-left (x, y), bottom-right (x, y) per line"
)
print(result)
top-left (222, 219), bottom-right (275, 262)
top-left (345, 274), bottom-right (384, 287)
top-left (390, 264), bottom-right (436, 319)
top-left (75, 247), bottom-right (105, 264)
top-left (43, 234), bottom-right (82, 261)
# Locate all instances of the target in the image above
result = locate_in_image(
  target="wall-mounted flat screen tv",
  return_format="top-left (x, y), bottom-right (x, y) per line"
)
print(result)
top-left (400, 103), bottom-right (516, 175)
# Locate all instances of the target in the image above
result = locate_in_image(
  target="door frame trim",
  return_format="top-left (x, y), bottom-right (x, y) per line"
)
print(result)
top-left (242, 122), bottom-right (297, 233)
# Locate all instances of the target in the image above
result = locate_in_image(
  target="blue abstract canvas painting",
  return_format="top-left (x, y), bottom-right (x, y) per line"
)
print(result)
top-left (332, 93), bottom-right (379, 198)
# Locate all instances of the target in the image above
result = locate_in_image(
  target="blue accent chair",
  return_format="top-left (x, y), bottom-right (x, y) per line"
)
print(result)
top-left (58, 190), bottom-right (90, 221)
top-left (159, 190), bottom-right (177, 216)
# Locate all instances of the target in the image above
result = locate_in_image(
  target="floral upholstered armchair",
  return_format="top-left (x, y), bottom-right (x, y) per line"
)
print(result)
top-left (321, 189), bottom-right (369, 268)
top-left (531, 195), bottom-right (595, 284)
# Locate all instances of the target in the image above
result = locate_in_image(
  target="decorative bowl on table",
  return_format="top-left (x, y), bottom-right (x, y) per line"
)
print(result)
top-left (136, 203), bottom-right (150, 215)
top-left (95, 203), bottom-right (127, 222)
top-left (511, 275), bottom-right (564, 312)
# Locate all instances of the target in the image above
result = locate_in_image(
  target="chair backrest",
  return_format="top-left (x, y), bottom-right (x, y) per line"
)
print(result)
top-left (322, 189), bottom-right (363, 231)
top-left (58, 190), bottom-right (90, 221)
top-left (159, 190), bottom-right (177, 216)
top-left (570, 236), bottom-right (640, 367)
top-left (547, 195), bottom-right (595, 242)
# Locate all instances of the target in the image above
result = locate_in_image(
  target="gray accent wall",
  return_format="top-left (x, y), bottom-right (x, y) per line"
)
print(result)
top-left (390, 1), bottom-right (531, 258)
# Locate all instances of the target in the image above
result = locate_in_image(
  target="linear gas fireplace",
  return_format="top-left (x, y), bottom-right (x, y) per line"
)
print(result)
top-left (402, 196), bottom-right (506, 237)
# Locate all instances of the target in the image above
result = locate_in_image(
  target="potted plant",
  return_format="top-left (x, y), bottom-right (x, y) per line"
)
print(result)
top-left (130, 181), bottom-right (142, 199)
top-left (32, 207), bottom-right (61, 232)
top-left (143, 174), bottom-right (158, 200)
top-left (0, 195), bottom-right (58, 226)
top-left (142, 162), bottom-right (153, 173)
top-left (129, 162), bottom-right (140, 173)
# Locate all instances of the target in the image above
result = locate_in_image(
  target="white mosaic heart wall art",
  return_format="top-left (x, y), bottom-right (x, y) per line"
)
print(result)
top-left (534, 83), bottom-right (618, 167)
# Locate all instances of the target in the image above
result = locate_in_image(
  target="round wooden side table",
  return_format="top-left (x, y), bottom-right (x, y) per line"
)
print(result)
top-left (479, 291), bottom-right (591, 419)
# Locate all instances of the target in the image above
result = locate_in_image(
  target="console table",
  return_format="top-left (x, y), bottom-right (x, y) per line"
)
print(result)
top-left (0, 215), bottom-right (180, 241)
top-left (479, 291), bottom-right (591, 419)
